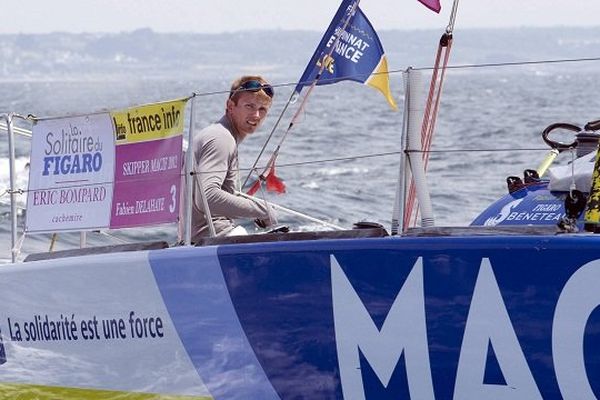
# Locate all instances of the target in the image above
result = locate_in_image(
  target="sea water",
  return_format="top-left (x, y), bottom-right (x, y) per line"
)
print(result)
top-left (0, 58), bottom-right (599, 260)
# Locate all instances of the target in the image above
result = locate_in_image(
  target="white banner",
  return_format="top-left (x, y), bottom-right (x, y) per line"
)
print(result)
top-left (0, 251), bottom-right (208, 396)
top-left (25, 114), bottom-right (115, 233)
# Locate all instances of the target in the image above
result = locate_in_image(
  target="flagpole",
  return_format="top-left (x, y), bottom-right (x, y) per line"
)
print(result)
top-left (247, 0), bottom-right (362, 191)
top-left (286, 0), bottom-right (360, 133)
top-left (242, 90), bottom-right (295, 189)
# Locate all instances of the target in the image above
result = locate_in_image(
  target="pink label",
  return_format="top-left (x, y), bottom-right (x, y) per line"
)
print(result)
top-left (110, 135), bottom-right (182, 229)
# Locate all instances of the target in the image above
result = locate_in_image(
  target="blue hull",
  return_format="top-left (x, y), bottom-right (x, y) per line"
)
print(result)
top-left (145, 234), bottom-right (600, 399)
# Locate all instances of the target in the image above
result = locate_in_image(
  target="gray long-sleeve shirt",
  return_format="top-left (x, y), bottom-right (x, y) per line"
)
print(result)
top-left (191, 116), bottom-right (269, 241)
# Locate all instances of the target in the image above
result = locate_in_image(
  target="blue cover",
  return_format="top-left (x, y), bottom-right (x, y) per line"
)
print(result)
top-left (150, 235), bottom-right (600, 399)
top-left (471, 183), bottom-right (576, 227)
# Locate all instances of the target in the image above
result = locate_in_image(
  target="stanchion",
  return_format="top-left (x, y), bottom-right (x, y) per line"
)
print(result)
top-left (4, 113), bottom-right (18, 262)
top-left (184, 95), bottom-right (196, 245)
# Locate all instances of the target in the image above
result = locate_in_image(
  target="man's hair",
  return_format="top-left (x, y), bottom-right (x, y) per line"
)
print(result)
top-left (228, 75), bottom-right (273, 104)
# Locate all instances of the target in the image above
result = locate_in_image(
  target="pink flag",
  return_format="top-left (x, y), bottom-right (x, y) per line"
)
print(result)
top-left (418, 0), bottom-right (441, 13)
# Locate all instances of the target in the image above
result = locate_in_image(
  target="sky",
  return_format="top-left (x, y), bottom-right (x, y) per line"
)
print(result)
top-left (3, 0), bottom-right (600, 34)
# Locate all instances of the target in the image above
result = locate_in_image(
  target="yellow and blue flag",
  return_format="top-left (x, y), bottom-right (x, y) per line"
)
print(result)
top-left (294, 0), bottom-right (397, 109)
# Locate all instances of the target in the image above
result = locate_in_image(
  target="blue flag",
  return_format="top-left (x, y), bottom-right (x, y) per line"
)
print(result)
top-left (294, 0), bottom-right (397, 109)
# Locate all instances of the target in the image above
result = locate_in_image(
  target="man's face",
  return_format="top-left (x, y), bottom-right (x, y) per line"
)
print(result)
top-left (226, 92), bottom-right (271, 139)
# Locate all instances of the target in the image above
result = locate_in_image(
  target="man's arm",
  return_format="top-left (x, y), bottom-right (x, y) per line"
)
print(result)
top-left (194, 133), bottom-right (271, 220)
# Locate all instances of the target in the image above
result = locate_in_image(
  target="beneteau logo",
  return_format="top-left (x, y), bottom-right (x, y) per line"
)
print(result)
top-left (484, 198), bottom-right (524, 226)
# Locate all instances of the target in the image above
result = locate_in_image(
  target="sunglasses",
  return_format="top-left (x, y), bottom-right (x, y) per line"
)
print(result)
top-left (230, 80), bottom-right (274, 98)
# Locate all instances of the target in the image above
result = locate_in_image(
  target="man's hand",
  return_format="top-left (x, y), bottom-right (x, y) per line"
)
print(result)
top-left (254, 208), bottom-right (278, 229)
top-left (254, 218), bottom-right (272, 229)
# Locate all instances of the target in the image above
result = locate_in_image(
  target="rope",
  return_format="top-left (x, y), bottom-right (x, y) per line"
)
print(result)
top-left (241, 90), bottom-right (296, 189)
top-left (0, 56), bottom-right (593, 134)
top-left (246, 0), bottom-right (362, 194)
top-left (0, 57), bottom-right (596, 133)
top-left (445, 0), bottom-right (460, 34)
top-left (197, 56), bottom-right (600, 97)
top-left (404, 32), bottom-right (454, 230)
top-left (402, 0), bottom-right (460, 230)
top-left (0, 145), bottom-right (552, 198)
top-left (411, 56), bottom-right (600, 72)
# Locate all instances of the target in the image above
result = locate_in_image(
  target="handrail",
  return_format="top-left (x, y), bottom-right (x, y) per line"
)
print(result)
top-left (0, 122), bottom-right (32, 138)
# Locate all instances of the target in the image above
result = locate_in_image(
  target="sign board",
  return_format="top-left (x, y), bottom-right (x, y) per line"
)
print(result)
top-left (25, 99), bottom-right (187, 233)
top-left (26, 114), bottom-right (115, 232)
top-left (109, 100), bottom-right (185, 229)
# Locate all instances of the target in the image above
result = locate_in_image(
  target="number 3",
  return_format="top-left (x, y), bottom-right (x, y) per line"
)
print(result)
top-left (169, 185), bottom-right (176, 213)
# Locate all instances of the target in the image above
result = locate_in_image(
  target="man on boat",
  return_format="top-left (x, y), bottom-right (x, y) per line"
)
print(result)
top-left (191, 75), bottom-right (277, 242)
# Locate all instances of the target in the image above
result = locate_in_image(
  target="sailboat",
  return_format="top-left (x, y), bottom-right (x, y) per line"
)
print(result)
top-left (0, 0), bottom-right (599, 398)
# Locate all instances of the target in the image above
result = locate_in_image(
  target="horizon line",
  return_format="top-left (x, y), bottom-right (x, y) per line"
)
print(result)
top-left (1, 24), bottom-right (600, 36)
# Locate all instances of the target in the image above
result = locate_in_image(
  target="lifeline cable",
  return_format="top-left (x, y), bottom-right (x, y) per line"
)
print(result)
top-left (403, 0), bottom-right (459, 231)
top-left (0, 145), bottom-right (552, 199)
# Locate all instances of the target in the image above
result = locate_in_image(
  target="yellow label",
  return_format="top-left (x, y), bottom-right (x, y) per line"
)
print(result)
top-left (111, 99), bottom-right (187, 144)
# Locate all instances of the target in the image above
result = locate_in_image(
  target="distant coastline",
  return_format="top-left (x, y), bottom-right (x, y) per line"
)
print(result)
top-left (1, 26), bottom-right (599, 81)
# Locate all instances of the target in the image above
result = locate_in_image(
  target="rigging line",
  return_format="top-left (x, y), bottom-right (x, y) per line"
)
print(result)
top-left (409, 147), bottom-right (549, 153)
top-left (246, 0), bottom-right (362, 193)
top-left (198, 146), bottom-right (550, 175)
top-left (222, 54), bottom-right (600, 98)
top-left (1, 143), bottom-right (554, 195)
top-left (30, 96), bottom-right (193, 122)
top-left (407, 56), bottom-right (600, 73)
top-left (223, 1), bottom-right (364, 190)
top-left (245, 151), bottom-right (402, 169)
top-left (233, 55), bottom-right (600, 97)
top-left (191, 81), bottom-right (296, 99)
top-left (245, 147), bottom-right (549, 171)
top-left (0, 57), bottom-right (590, 124)
top-left (197, 56), bottom-right (600, 100)
top-left (406, 33), bottom-right (455, 229)
top-left (279, 0), bottom-right (361, 143)
top-left (0, 55), bottom-right (591, 123)
top-left (269, 56), bottom-right (600, 85)
top-left (445, 0), bottom-right (460, 34)
top-left (5, 145), bottom-right (552, 196)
